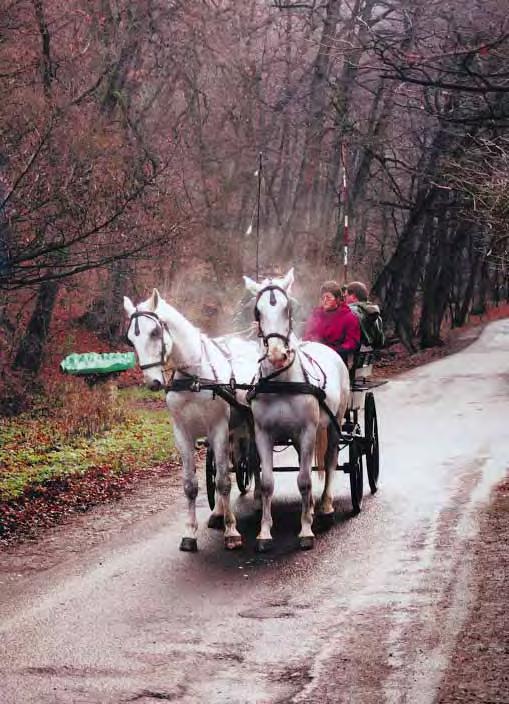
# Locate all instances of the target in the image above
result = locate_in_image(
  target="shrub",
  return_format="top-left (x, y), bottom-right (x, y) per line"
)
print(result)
top-left (31, 376), bottom-right (131, 442)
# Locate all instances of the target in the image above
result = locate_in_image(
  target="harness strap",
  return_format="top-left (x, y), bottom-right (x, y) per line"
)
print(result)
top-left (200, 336), bottom-right (218, 382)
top-left (298, 352), bottom-right (310, 384)
top-left (208, 337), bottom-right (237, 388)
top-left (245, 379), bottom-right (343, 439)
top-left (298, 347), bottom-right (328, 389)
top-left (166, 377), bottom-right (250, 414)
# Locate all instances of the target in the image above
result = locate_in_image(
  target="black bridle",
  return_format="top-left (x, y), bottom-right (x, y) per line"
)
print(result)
top-left (254, 284), bottom-right (293, 348)
top-left (125, 310), bottom-right (171, 371)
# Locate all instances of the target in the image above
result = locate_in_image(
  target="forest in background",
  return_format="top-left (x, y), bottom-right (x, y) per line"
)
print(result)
top-left (1, 0), bottom-right (508, 412)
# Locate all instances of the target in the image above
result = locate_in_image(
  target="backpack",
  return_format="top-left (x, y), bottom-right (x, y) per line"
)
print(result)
top-left (363, 311), bottom-right (385, 349)
top-left (350, 303), bottom-right (385, 349)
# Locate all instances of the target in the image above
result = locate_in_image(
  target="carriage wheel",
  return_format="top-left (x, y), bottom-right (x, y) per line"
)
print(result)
top-left (364, 392), bottom-right (380, 495)
top-left (349, 439), bottom-right (363, 515)
top-left (205, 446), bottom-right (216, 510)
top-left (235, 450), bottom-right (252, 495)
top-left (237, 437), bottom-right (260, 494)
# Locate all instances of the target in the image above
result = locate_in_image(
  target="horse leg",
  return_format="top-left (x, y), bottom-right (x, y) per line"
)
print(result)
top-left (253, 469), bottom-right (262, 510)
top-left (173, 425), bottom-right (199, 552)
top-left (207, 478), bottom-right (225, 530)
top-left (317, 424), bottom-right (340, 526)
top-left (297, 426), bottom-right (317, 550)
top-left (210, 421), bottom-right (243, 550)
top-left (254, 427), bottom-right (274, 552)
top-left (248, 426), bottom-right (262, 510)
top-left (207, 435), bottom-right (225, 530)
top-left (207, 490), bottom-right (225, 529)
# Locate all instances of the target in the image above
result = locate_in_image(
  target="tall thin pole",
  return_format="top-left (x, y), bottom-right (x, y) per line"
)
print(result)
top-left (341, 143), bottom-right (349, 285)
top-left (255, 152), bottom-right (262, 281)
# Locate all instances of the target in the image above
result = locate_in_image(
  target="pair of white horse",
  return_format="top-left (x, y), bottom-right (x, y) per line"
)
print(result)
top-left (124, 269), bottom-right (350, 553)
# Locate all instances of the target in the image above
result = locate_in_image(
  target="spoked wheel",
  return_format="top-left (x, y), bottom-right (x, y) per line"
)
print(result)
top-left (238, 437), bottom-right (260, 493)
top-left (235, 439), bottom-right (252, 494)
top-left (364, 392), bottom-right (380, 494)
top-left (236, 457), bottom-right (251, 495)
top-left (349, 439), bottom-right (363, 515)
top-left (205, 446), bottom-right (217, 510)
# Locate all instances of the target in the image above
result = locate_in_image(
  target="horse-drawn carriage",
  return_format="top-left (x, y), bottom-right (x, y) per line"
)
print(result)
top-left (204, 346), bottom-right (383, 517)
top-left (119, 268), bottom-right (386, 552)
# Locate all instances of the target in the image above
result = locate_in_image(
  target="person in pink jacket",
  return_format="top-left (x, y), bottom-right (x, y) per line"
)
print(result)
top-left (303, 280), bottom-right (360, 362)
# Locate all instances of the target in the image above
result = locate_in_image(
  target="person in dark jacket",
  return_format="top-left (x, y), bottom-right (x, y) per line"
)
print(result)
top-left (303, 280), bottom-right (360, 361)
top-left (344, 281), bottom-right (385, 349)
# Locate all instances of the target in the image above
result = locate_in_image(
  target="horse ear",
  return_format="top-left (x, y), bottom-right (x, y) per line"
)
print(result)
top-left (243, 275), bottom-right (260, 296)
top-left (123, 296), bottom-right (135, 317)
top-left (282, 267), bottom-right (295, 293)
top-left (149, 288), bottom-right (160, 311)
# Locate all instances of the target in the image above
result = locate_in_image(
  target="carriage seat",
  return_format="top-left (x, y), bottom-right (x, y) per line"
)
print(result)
top-left (345, 346), bottom-right (375, 413)
top-left (344, 345), bottom-right (375, 384)
top-left (353, 345), bottom-right (375, 381)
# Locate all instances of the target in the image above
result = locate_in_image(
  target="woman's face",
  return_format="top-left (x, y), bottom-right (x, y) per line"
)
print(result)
top-left (320, 291), bottom-right (339, 311)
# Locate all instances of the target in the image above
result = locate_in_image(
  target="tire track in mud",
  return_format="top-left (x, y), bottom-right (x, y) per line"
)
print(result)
top-left (279, 462), bottom-right (502, 704)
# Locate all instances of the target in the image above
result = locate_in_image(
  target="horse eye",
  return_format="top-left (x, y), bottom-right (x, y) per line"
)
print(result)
top-left (150, 327), bottom-right (161, 339)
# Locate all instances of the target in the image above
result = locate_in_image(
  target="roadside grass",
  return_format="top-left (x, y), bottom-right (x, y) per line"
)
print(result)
top-left (0, 383), bottom-right (174, 503)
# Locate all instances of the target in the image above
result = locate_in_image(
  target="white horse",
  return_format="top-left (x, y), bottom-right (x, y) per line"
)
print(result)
top-left (123, 289), bottom-right (258, 552)
top-left (244, 268), bottom-right (351, 551)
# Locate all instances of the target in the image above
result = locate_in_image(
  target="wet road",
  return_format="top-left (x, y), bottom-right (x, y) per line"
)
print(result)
top-left (1, 320), bottom-right (508, 703)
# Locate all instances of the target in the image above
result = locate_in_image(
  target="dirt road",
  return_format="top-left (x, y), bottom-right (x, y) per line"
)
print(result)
top-left (1, 320), bottom-right (508, 703)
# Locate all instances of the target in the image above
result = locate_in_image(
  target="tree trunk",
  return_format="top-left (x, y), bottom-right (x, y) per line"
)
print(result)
top-left (13, 279), bottom-right (59, 373)
top-left (282, 0), bottom-right (341, 249)
top-left (452, 238), bottom-right (480, 327)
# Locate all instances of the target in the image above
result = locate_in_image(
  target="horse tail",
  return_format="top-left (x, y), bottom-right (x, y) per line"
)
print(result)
top-left (315, 425), bottom-right (328, 481)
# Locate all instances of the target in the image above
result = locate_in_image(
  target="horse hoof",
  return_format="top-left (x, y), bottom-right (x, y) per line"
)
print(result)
top-left (299, 536), bottom-right (315, 551)
top-left (179, 537), bottom-right (198, 552)
top-left (207, 514), bottom-right (224, 530)
top-left (225, 535), bottom-right (243, 550)
top-left (255, 538), bottom-right (273, 553)
top-left (317, 512), bottom-right (334, 529)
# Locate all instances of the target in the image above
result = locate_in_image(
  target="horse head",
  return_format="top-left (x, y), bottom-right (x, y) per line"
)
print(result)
top-left (123, 288), bottom-right (174, 391)
top-left (244, 267), bottom-right (295, 369)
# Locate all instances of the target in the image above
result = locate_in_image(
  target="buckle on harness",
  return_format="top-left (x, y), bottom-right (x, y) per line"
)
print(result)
top-left (190, 379), bottom-right (201, 392)
top-left (229, 376), bottom-right (236, 392)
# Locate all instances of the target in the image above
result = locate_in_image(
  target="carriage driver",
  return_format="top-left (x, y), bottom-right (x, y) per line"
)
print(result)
top-left (303, 280), bottom-right (360, 362)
